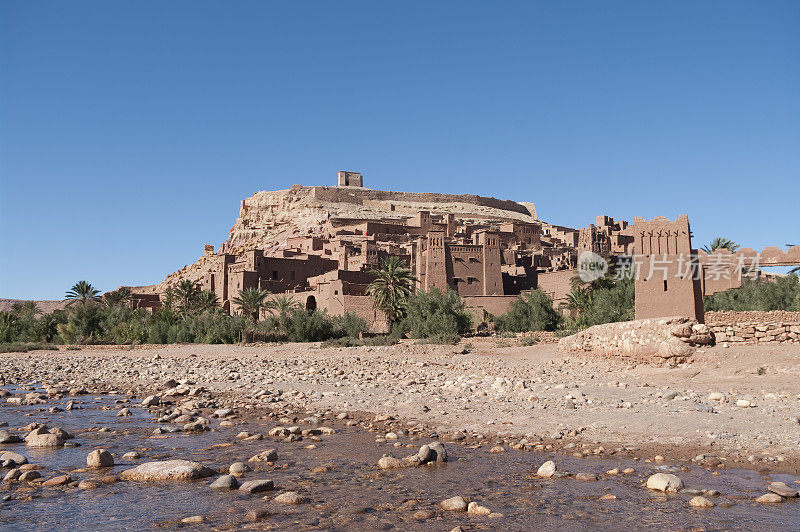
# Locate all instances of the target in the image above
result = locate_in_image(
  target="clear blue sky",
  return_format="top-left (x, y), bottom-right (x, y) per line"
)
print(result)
top-left (1, 1), bottom-right (798, 300)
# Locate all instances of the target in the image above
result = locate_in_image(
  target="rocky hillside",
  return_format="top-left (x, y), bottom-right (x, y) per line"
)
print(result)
top-left (156, 185), bottom-right (538, 291)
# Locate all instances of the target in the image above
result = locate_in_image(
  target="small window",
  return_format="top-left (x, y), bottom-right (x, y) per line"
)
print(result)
top-left (663, 280), bottom-right (668, 292)
top-left (290, 271), bottom-right (296, 280)
top-left (272, 270), bottom-right (278, 279)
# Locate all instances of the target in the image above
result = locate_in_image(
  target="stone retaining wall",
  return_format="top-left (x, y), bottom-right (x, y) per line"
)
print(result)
top-left (705, 311), bottom-right (800, 344)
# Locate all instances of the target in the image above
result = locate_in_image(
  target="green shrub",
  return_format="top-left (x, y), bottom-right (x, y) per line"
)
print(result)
top-left (400, 288), bottom-right (471, 339)
top-left (495, 290), bottom-right (561, 332)
top-left (0, 342), bottom-right (58, 353)
top-left (321, 335), bottom-right (398, 348)
top-left (704, 276), bottom-right (799, 311)
top-left (414, 332), bottom-right (462, 345)
top-left (519, 335), bottom-right (539, 346)
top-left (332, 311), bottom-right (369, 338)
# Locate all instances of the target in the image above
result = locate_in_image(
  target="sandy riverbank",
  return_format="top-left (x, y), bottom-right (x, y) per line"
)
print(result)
top-left (2, 340), bottom-right (799, 474)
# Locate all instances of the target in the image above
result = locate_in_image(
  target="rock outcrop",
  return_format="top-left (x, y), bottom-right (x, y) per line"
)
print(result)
top-left (558, 316), bottom-right (714, 363)
top-left (155, 185), bottom-right (538, 291)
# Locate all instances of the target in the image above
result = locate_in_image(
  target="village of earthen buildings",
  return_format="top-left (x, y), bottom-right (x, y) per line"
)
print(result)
top-left (126, 170), bottom-right (800, 332)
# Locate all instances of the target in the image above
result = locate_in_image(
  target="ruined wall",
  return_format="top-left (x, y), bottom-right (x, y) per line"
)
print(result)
top-left (705, 311), bottom-right (800, 344)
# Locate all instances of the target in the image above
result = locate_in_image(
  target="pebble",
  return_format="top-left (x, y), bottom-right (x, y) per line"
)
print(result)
top-left (755, 493), bottom-right (783, 504)
top-left (689, 496), bottom-right (714, 508)
top-left (122, 452), bottom-right (141, 460)
top-left (273, 491), bottom-right (307, 505)
top-left (78, 479), bottom-right (101, 490)
top-left (246, 509), bottom-right (271, 521)
top-left (413, 509), bottom-right (434, 520)
top-left (575, 472), bottom-right (597, 482)
top-left (181, 516), bottom-right (204, 524)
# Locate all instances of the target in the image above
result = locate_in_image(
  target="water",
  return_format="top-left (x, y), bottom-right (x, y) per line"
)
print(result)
top-left (1, 385), bottom-right (798, 531)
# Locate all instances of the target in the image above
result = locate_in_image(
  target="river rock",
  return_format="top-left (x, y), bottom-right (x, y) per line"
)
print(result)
top-left (78, 479), bottom-right (101, 489)
top-left (0, 430), bottom-right (22, 444)
top-left (1, 451), bottom-right (28, 466)
top-left (209, 474), bottom-right (239, 490)
top-left (769, 482), bottom-right (799, 498)
top-left (122, 452), bottom-right (141, 460)
top-left (239, 479), bottom-right (274, 493)
top-left (229, 462), bottom-right (251, 476)
top-left (25, 433), bottom-right (64, 448)
top-left (119, 460), bottom-right (214, 481)
top-left (440, 496), bottom-right (468, 511)
top-left (3, 469), bottom-right (22, 481)
top-left (537, 460), bottom-right (556, 478)
top-left (19, 470), bottom-right (41, 481)
top-left (755, 493), bottom-right (783, 504)
top-left (273, 491), bottom-right (307, 504)
top-left (42, 474), bottom-right (71, 487)
top-left (689, 496), bottom-right (714, 508)
top-left (646, 473), bottom-right (684, 492)
top-left (246, 509), bottom-right (271, 521)
top-left (87, 449), bottom-right (114, 468)
top-left (141, 395), bottom-right (160, 407)
top-left (378, 456), bottom-right (405, 470)
top-left (467, 501), bottom-right (491, 515)
top-left (248, 449), bottom-right (278, 462)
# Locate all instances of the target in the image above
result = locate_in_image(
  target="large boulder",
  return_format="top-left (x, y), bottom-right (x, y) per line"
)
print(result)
top-left (119, 460), bottom-right (214, 481)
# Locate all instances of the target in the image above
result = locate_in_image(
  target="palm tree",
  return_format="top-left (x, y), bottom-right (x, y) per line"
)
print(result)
top-left (562, 287), bottom-right (589, 318)
top-left (196, 290), bottom-right (220, 312)
top-left (702, 237), bottom-right (740, 254)
top-left (11, 300), bottom-right (41, 317)
top-left (174, 279), bottom-right (201, 314)
top-left (103, 287), bottom-right (132, 308)
top-left (65, 281), bottom-right (101, 306)
top-left (0, 311), bottom-right (16, 342)
top-left (367, 256), bottom-right (416, 329)
top-left (265, 294), bottom-right (300, 319)
top-left (232, 287), bottom-right (270, 323)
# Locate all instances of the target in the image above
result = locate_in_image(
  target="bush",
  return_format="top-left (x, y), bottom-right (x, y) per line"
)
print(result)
top-left (400, 288), bottom-right (472, 339)
top-left (321, 335), bottom-right (398, 348)
top-left (414, 332), bottom-right (462, 345)
top-left (0, 342), bottom-right (58, 353)
top-left (704, 276), bottom-right (800, 311)
top-left (332, 312), bottom-right (369, 339)
top-left (495, 290), bottom-right (561, 332)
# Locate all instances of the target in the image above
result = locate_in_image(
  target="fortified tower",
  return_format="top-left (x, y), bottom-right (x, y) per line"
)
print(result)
top-left (632, 215), bottom-right (704, 321)
top-left (337, 170), bottom-right (363, 187)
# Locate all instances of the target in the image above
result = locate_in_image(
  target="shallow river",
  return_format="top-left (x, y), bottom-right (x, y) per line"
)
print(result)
top-left (0, 385), bottom-right (798, 531)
